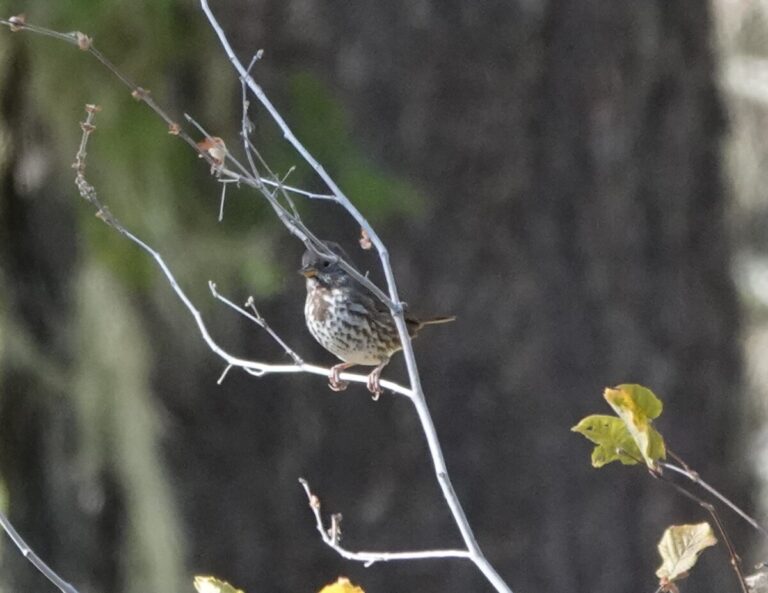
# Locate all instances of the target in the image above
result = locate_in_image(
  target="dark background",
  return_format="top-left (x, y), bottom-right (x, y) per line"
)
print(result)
top-left (0, 1), bottom-right (754, 593)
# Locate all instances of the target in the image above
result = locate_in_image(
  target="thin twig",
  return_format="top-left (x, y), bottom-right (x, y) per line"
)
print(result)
top-left (240, 53), bottom-right (263, 180)
top-left (257, 177), bottom-right (335, 201)
top-left (660, 460), bottom-right (768, 537)
top-left (0, 18), bottom-right (214, 167)
top-left (298, 479), bottom-right (472, 567)
top-left (208, 281), bottom-right (303, 365)
top-left (0, 509), bottom-right (81, 593)
top-left (217, 364), bottom-right (234, 384)
top-left (218, 182), bottom-right (228, 222)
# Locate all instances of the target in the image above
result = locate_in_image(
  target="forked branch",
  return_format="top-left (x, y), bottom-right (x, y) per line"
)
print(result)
top-left (298, 479), bottom-right (472, 566)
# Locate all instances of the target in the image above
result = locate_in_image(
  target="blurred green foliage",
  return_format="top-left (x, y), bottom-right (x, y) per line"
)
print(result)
top-left (0, 0), bottom-right (423, 301)
top-left (287, 71), bottom-right (424, 219)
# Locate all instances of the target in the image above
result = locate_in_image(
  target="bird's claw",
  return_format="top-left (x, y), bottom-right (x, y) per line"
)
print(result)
top-left (367, 368), bottom-right (383, 400)
top-left (329, 363), bottom-right (351, 392)
top-left (328, 378), bottom-right (349, 391)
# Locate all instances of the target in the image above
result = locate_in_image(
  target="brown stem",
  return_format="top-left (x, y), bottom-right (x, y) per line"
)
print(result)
top-left (649, 466), bottom-right (749, 593)
top-left (662, 453), bottom-right (768, 538)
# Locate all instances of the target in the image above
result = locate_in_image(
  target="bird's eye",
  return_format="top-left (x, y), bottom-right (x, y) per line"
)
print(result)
top-left (322, 260), bottom-right (331, 268)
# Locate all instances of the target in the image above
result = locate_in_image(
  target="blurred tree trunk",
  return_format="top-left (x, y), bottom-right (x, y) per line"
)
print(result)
top-left (0, 28), bottom-right (185, 593)
top-left (0, 2), bottom-right (747, 593)
top-left (218, 1), bottom-right (745, 592)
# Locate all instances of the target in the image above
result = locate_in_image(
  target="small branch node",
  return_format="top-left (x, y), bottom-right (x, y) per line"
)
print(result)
top-left (8, 14), bottom-right (26, 32)
top-left (75, 31), bottom-right (92, 50)
top-left (359, 227), bottom-right (372, 250)
top-left (245, 298), bottom-right (262, 320)
top-left (95, 207), bottom-right (115, 226)
top-left (131, 87), bottom-right (150, 101)
top-left (197, 136), bottom-right (228, 167)
top-left (330, 513), bottom-right (343, 545)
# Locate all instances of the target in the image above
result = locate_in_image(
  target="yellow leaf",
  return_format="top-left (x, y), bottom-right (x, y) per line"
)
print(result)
top-left (193, 576), bottom-right (245, 593)
top-left (571, 415), bottom-right (642, 467)
top-left (318, 577), bottom-right (366, 593)
top-left (604, 384), bottom-right (666, 468)
top-left (655, 523), bottom-right (717, 582)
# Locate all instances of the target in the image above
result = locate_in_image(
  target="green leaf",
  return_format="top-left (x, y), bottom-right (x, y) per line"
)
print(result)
top-left (603, 384), bottom-right (666, 468)
top-left (194, 576), bottom-right (244, 593)
top-left (655, 523), bottom-right (717, 583)
top-left (571, 415), bottom-right (642, 467)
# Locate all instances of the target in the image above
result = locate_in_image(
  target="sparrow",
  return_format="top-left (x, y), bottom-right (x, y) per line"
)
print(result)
top-left (300, 241), bottom-right (454, 397)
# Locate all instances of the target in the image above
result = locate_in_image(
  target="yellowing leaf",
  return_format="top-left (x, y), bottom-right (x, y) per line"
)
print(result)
top-left (571, 415), bottom-right (642, 467)
top-left (318, 577), bottom-right (366, 593)
top-left (655, 523), bottom-right (717, 583)
top-left (604, 384), bottom-right (666, 468)
top-left (193, 576), bottom-right (244, 593)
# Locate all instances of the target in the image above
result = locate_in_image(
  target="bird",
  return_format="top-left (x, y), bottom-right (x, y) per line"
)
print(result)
top-left (299, 241), bottom-right (454, 397)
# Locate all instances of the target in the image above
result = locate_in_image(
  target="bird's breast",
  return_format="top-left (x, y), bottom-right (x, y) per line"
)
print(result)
top-left (304, 286), bottom-right (394, 365)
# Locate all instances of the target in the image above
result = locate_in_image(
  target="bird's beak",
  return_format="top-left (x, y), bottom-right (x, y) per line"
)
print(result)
top-left (299, 265), bottom-right (317, 278)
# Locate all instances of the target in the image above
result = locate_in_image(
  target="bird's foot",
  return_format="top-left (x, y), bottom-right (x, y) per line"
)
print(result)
top-left (366, 366), bottom-right (384, 400)
top-left (328, 362), bottom-right (354, 392)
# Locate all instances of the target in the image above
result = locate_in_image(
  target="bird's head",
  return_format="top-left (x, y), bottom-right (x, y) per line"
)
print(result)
top-left (299, 241), bottom-right (353, 288)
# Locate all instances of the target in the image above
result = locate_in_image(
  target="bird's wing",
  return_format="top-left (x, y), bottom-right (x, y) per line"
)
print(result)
top-left (347, 300), bottom-right (371, 316)
top-left (347, 290), bottom-right (394, 322)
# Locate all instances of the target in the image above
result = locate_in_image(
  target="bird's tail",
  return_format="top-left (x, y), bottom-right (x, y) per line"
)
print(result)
top-left (405, 315), bottom-right (455, 338)
top-left (420, 315), bottom-right (456, 326)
